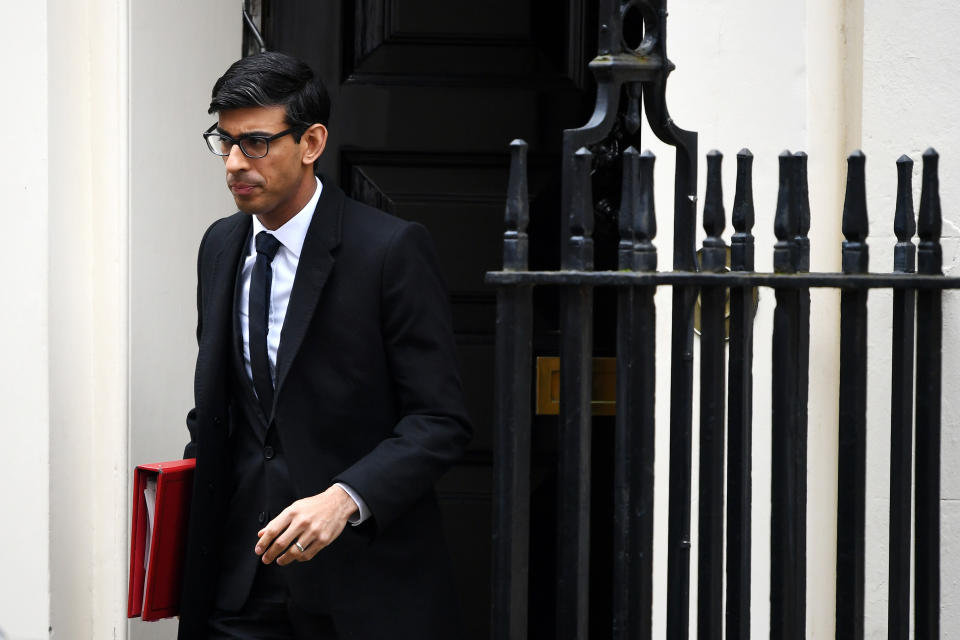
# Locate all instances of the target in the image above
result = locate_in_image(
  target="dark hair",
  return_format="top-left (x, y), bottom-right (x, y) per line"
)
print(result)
top-left (208, 52), bottom-right (331, 139)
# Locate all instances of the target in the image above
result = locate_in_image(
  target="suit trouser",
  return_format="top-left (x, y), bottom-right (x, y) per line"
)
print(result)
top-left (207, 563), bottom-right (337, 640)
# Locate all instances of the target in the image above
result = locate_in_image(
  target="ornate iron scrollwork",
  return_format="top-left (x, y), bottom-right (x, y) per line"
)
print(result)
top-left (243, 0), bottom-right (267, 56)
top-left (561, 0), bottom-right (697, 272)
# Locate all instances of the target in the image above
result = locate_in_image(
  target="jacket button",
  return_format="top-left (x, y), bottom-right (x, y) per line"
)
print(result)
top-left (264, 445), bottom-right (275, 460)
top-left (258, 511), bottom-right (266, 524)
top-left (201, 545), bottom-right (208, 557)
top-left (213, 415), bottom-right (221, 425)
top-left (207, 482), bottom-right (215, 494)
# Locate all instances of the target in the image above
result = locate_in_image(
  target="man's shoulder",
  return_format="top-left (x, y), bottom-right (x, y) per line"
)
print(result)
top-left (196, 211), bottom-right (248, 258)
top-left (339, 193), bottom-right (427, 254)
top-left (203, 211), bottom-right (248, 243)
top-left (341, 194), bottom-right (407, 234)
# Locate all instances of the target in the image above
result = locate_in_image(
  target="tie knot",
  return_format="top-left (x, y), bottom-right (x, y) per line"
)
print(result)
top-left (255, 231), bottom-right (282, 261)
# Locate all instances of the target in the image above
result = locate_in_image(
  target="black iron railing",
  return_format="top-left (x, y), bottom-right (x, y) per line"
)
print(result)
top-left (489, 142), bottom-right (958, 640)
top-left (486, 4), bottom-right (958, 640)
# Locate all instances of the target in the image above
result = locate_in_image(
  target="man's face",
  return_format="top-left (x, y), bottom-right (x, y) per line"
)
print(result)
top-left (216, 105), bottom-right (324, 227)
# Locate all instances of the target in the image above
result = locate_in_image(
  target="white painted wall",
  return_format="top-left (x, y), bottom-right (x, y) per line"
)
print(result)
top-left (128, 2), bottom-right (239, 464)
top-left (0, 0), bottom-right (50, 637)
top-left (0, 0), bottom-right (235, 638)
top-left (1, 1), bottom-right (132, 638)
top-left (649, 1), bottom-right (958, 637)
top-left (127, 1), bottom-right (239, 638)
top-left (861, 0), bottom-right (960, 636)
top-left (46, 0), bottom-right (131, 635)
top-left (641, 1), bottom-right (852, 636)
top-left (654, 1), bottom-right (960, 636)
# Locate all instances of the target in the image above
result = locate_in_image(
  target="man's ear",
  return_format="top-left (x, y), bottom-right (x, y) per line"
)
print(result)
top-left (300, 123), bottom-right (328, 166)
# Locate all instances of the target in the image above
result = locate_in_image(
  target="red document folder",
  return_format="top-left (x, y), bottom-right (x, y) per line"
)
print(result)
top-left (127, 458), bottom-right (196, 621)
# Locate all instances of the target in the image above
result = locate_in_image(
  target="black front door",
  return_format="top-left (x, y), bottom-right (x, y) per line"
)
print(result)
top-left (263, 2), bottom-right (597, 636)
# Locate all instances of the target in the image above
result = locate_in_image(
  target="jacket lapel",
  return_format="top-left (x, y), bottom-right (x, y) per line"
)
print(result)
top-left (273, 181), bottom-right (344, 405)
top-left (231, 239), bottom-right (249, 389)
top-left (229, 223), bottom-right (272, 439)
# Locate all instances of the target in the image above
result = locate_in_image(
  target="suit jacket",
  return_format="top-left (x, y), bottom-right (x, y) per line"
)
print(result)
top-left (177, 180), bottom-right (472, 639)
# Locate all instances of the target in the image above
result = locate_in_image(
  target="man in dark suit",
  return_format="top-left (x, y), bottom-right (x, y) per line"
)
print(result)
top-left (178, 52), bottom-right (471, 639)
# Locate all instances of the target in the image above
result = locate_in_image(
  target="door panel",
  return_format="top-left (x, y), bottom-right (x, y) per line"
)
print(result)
top-left (265, 3), bottom-right (596, 637)
top-left (346, 0), bottom-right (585, 85)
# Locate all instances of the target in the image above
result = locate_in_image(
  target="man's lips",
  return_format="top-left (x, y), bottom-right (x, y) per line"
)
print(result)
top-left (230, 182), bottom-right (258, 196)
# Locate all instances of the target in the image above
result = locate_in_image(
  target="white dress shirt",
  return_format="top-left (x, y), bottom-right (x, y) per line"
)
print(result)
top-left (239, 177), bottom-right (370, 525)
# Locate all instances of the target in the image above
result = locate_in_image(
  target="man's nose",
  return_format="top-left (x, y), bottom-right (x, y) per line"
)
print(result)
top-left (224, 143), bottom-right (250, 173)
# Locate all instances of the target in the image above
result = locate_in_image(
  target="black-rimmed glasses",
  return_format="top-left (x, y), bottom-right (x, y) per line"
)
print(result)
top-left (203, 123), bottom-right (305, 159)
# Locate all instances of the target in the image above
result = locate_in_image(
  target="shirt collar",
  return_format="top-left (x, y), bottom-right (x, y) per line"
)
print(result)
top-left (251, 176), bottom-right (323, 258)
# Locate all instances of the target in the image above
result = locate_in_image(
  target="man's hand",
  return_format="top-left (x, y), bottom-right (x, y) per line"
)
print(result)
top-left (255, 485), bottom-right (358, 566)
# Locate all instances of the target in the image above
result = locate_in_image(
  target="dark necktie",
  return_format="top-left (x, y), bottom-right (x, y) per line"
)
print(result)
top-left (249, 231), bottom-right (282, 419)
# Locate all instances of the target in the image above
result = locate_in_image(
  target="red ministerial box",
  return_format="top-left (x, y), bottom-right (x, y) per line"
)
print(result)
top-left (127, 458), bottom-right (196, 621)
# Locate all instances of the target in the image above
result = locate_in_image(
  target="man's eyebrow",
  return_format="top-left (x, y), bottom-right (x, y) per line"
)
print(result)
top-left (215, 126), bottom-right (273, 138)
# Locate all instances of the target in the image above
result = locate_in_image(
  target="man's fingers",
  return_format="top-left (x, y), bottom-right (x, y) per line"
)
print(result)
top-left (276, 538), bottom-right (312, 566)
top-left (257, 490), bottom-right (352, 564)
top-left (260, 514), bottom-right (323, 563)
top-left (276, 526), bottom-right (340, 564)
top-left (256, 517), bottom-right (301, 563)
top-left (303, 540), bottom-right (323, 561)
top-left (255, 509), bottom-right (293, 556)
top-left (261, 528), bottom-right (300, 564)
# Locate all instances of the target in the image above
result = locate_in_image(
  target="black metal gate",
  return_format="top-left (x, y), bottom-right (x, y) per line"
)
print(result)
top-left (487, 2), bottom-right (960, 638)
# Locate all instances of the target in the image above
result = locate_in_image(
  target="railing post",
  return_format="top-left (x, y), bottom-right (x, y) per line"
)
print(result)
top-left (790, 151), bottom-right (811, 633)
top-left (665, 146), bottom-right (699, 640)
top-left (726, 149), bottom-right (755, 640)
top-left (697, 151), bottom-right (727, 640)
top-left (612, 147), bottom-right (658, 640)
top-left (557, 147), bottom-right (595, 640)
top-left (613, 147), bottom-right (638, 640)
top-left (836, 150), bottom-right (870, 640)
top-left (914, 148), bottom-right (942, 640)
top-left (770, 150), bottom-right (804, 640)
top-left (887, 154), bottom-right (916, 640)
top-left (492, 140), bottom-right (534, 640)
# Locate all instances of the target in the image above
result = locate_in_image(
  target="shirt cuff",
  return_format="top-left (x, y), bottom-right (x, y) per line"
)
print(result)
top-left (334, 482), bottom-right (371, 525)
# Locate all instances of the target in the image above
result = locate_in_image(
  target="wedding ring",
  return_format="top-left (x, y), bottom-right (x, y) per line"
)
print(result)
top-left (295, 540), bottom-right (306, 553)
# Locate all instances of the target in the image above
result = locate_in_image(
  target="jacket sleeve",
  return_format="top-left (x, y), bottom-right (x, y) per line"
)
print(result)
top-left (333, 222), bottom-right (472, 528)
top-left (184, 222), bottom-right (216, 460)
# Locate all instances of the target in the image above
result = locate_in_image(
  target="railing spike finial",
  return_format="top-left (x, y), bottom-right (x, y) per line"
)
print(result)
top-left (503, 139), bottom-right (530, 271)
top-left (774, 150), bottom-right (794, 242)
top-left (565, 146), bottom-right (595, 270)
top-left (793, 152), bottom-right (811, 272)
top-left (793, 152), bottom-right (811, 237)
top-left (701, 150), bottom-right (726, 273)
top-left (620, 146), bottom-right (640, 270)
top-left (773, 150), bottom-right (796, 273)
top-left (914, 146), bottom-right (942, 640)
top-left (732, 149), bottom-right (755, 235)
top-left (570, 147), bottom-right (595, 236)
top-left (894, 155), bottom-right (916, 244)
top-left (731, 149), bottom-right (755, 273)
top-left (842, 151), bottom-right (869, 243)
top-left (841, 151), bottom-right (869, 274)
top-left (918, 148), bottom-right (941, 243)
top-left (703, 151), bottom-right (725, 238)
top-left (893, 155), bottom-right (916, 276)
top-left (635, 149), bottom-right (658, 272)
top-left (917, 148), bottom-right (942, 276)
